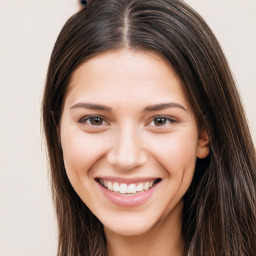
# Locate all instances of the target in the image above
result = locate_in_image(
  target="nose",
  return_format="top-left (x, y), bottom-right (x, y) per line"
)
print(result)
top-left (107, 125), bottom-right (147, 171)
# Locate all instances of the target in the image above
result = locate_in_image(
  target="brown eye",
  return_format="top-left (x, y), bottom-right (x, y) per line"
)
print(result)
top-left (147, 116), bottom-right (177, 128)
top-left (79, 116), bottom-right (108, 126)
top-left (153, 117), bottom-right (167, 126)
top-left (89, 117), bottom-right (104, 126)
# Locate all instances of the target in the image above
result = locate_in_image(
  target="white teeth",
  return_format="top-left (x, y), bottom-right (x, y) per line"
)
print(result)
top-left (119, 184), bottom-right (128, 194)
top-left (103, 180), bottom-right (108, 187)
top-left (100, 179), bottom-right (157, 194)
top-left (128, 184), bottom-right (137, 194)
top-left (136, 183), bottom-right (144, 192)
top-left (144, 182), bottom-right (150, 191)
top-left (113, 182), bottom-right (119, 192)
top-left (107, 181), bottom-right (113, 191)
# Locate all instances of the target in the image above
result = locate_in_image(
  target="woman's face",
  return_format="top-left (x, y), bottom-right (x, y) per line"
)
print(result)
top-left (60, 49), bottom-right (209, 236)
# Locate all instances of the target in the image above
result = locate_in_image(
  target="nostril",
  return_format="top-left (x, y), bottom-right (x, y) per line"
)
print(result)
top-left (107, 150), bottom-right (145, 169)
top-left (106, 130), bottom-right (147, 169)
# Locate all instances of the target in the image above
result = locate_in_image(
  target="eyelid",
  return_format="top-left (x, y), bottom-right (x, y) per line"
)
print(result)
top-left (78, 115), bottom-right (110, 125)
top-left (146, 115), bottom-right (178, 126)
top-left (77, 114), bottom-right (177, 128)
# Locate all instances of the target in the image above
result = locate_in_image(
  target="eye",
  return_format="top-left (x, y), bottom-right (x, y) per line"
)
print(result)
top-left (79, 116), bottom-right (109, 126)
top-left (148, 116), bottom-right (177, 127)
top-left (153, 117), bottom-right (168, 126)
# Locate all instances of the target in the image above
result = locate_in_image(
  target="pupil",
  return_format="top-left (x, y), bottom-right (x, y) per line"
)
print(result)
top-left (154, 117), bottom-right (166, 126)
top-left (91, 117), bottom-right (102, 125)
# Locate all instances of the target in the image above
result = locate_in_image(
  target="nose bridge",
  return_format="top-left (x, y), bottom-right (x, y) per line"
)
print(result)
top-left (107, 122), bottom-right (146, 170)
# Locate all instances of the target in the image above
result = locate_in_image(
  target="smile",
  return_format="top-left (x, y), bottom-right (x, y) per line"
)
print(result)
top-left (95, 178), bottom-right (162, 207)
top-left (97, 178), bottom-right (161, 195)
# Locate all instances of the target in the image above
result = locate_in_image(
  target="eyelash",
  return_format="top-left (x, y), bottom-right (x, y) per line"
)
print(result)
top-left (78, 115), bottom-right (177, 127)
top-left (79, 115), bottom-right (110, 126)
top-left (147, 116), bottom-right (177, 127)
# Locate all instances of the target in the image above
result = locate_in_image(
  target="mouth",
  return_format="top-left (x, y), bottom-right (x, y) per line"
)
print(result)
top-left (95, 178), bottom-right (162, 196)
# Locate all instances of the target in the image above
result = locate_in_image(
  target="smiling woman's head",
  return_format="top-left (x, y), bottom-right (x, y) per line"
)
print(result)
top-left (42, 0), bottom-right (256, 255)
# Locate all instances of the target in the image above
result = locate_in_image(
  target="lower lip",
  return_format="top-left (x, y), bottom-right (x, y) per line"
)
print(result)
top-left (96, 181), bottom-right (161, 208)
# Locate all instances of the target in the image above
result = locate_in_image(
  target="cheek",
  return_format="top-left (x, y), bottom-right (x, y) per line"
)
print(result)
top-left (61, 129), bottom-right (108, 179)
top-left (148, 131), bottom-right (198, 178)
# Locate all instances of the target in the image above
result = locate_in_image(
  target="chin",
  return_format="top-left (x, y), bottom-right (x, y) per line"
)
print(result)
top-left (101, 212), bottom-right (159, 237)
top-left (105, 223), bottom-right (154, 237)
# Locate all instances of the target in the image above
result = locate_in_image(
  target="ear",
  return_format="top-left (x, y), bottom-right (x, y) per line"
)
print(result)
top-left (196, 129), bottom-right (210, 159)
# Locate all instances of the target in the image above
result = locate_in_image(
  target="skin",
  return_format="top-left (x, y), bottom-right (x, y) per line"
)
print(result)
top-left (60, 49), bottom-right (209, 256)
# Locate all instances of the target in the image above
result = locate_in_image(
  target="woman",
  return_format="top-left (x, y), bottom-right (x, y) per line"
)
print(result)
top-left (42, 0), bottom-right (256, 255)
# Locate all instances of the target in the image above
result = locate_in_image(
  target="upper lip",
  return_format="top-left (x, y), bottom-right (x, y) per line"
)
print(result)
top-left (95, 177), bottom-right (161, 185)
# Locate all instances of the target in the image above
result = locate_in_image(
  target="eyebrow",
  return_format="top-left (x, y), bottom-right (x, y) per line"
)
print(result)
top-left (144, 102), bottom-right (187, 112)
top-left (70, 103), bottom-right (112, 111)
top-left (70, 102), bottom-right (187, 112)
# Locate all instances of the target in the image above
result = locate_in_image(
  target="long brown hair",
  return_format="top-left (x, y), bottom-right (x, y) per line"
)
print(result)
top-left (42, 0), bottom-right (256, 255)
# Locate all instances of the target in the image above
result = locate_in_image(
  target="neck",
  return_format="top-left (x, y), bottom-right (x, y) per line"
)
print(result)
top-left (105, 202), bottom-right (184, 256)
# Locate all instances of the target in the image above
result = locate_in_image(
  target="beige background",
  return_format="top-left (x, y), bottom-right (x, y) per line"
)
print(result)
top-left (0, 0), bottom-right (255, 255)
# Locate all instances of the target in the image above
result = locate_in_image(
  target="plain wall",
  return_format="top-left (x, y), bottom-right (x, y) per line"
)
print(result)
top-left (0, 1), bottom-right (255, 255)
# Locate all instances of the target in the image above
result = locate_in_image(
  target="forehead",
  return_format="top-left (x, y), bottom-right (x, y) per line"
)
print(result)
top-left (64, 49), bottom-right (191, 111)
